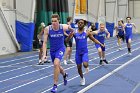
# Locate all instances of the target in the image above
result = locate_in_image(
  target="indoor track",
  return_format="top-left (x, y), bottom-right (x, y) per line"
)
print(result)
top-left (0, 34), bottom-right (140, 93)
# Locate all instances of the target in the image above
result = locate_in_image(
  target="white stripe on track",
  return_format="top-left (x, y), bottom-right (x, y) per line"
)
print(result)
top-left (78, 54), bottom-right (140, 93)
top-left (0, 39), bottom-right (126, 75)
top-left (41, 46), bottom-right (140, 93)
top-left (3, 38), bottom-right (138, 93)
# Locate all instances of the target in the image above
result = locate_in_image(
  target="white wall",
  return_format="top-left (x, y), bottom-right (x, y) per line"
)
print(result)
top-left (0, 0), bottom-right (36, 55)
top-left (0, 8), bottom-right (17, 55)
top-left (16, 0), bottom-right (35, 23)
top-left (68, 0), bottom-right (74, 17)
top-left (118, 0), bottom-right (128, 18)
top-left (129, 1), bottom-right (140, 18)
top-left (68, 0), bottom-right (140, 32)
top-left (68, 0), bottom-right (105, 23)
top-left (88, 0), bottom-right (106, 24)
top-left (0, 0), bottom-right (16, 32)
top-left (0, 0), bottom-right (36, 23)
top-left (131, 18), bottom-right (140, 33)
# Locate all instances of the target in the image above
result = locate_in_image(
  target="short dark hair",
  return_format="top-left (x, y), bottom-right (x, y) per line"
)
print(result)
top-left (118, 20), bottom-right (124, 24)
top-left (121, 20), bottom-right (124, 24)
top-left (51, 14), bottom-right (60, 20)
top-left (77, 19), bottom-right (87, 25)
top-left (90, 23), bottom-right (97, 31)
top-left (126, 17), bottom-right (131, 20)
top-left (67, 17), bottom-right (72, 22)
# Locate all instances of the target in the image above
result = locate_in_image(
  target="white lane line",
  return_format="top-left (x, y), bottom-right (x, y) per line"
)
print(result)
top-left (2, 65), bottom-right (76, 93)
top-left (41, 46), bottom-right (140, 93)
top-left (0, 59), bottom-right (37, 75)
top-left (1, 41), bottom-right (140, 83)
top-left (0, 38), bottom-right (117, 64)
top-left (90, 41), bottom-right (140, 61)
top-left (72, 40), bottom-right (118, 52)
top-left (77, 55), bottom-right (140, 93)
top-left (20, 64), bottom-right (122, 67)
top-left (0, 65), bottom-right (51, 68)
top-left (131, 82), bottom-right (140, 93)
top-left (1, 40), bottom-right (139, 81)
top-left (0, 55), bottom-right (38, 64)
top-left (1, 42), bottom-right (126, 93)
top-left (0, 39), bottom-right (124, 75)
top-left (1, 40), bottom-right (139, 93)
top-left (0, 65), bottom-right (53, 83)
top-left (0, 38), bottom-right (137, 69)
top-left (0, 38), bottom-right (114, 64)
top-left (0, 45), bottom-right (105, 74)
top-left (0, 37), bottom-right (136, 65)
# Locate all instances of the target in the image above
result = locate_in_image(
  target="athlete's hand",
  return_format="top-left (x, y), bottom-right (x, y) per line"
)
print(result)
top-left (135, 29), bottom-right (138, 33)
top-left (101, 44), bottom-right (105, 47)
top-left (106, 35), bottom-right (110, 39)
top-left (69, 30), bottom-right (74, 37)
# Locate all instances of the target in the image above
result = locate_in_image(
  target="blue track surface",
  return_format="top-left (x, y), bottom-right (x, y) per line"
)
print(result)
top-left (0, 34), bottom-right (140, 93)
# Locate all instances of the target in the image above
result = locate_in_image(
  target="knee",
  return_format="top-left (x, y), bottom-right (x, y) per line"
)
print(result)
top-left (54, 62), bottom-right (60, 68)
top-left (128, 39), bottom-right (131, 43)
top-left (98, 49), bottom-right (102, 53)
top-left (67, 48), bottom-right (71, 52)
top-left (83, 63), bottom-right (88, 68)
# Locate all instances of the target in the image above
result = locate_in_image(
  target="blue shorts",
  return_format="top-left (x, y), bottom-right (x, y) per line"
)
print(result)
top-left (50, 47), bottom-right (65, 63)
top-left (125, 35), bottom-right (132, 43)
top-left (75, 52), bottom-right (88, 65)
top-left (95, 44), bottom-right (105, 51)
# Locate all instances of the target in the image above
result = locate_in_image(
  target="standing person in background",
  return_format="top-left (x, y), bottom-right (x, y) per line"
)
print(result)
top-left (88, 22), bottom-right (98, 38)
top-left (37, 22), bottom-right (50, 65)
top-left (88, 22), bottom-right (98, 32)
top-left (42, 14), bottom-right (74, 93)
top-left (63, 17), bottom-right (74, 65)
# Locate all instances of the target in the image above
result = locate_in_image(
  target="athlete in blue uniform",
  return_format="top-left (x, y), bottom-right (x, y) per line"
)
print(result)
top-left (115, 20), bottom-right (125, 50)
top-left (66, 19), bottom-right (104, 85)
top-left (63, 17), bottom-right (74, 65)
top-left (123, 17), bottom-right (136, 55)
top-left (90, 23), bottom-right (110, 65)
top-left (42, 14), bottom-right (74, 93)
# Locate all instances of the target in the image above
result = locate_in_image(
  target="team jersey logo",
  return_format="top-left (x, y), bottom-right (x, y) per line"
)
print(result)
top-left (59, 51), bottom-right (63, 56)
top-left (98, 34), bottom-right (106, 37)
top-left (126, 25), bottom-right (132, 28)
top-left (76, 35), bottom-right (86, 39)
top-left (50, 34), bottom-right (63, 37)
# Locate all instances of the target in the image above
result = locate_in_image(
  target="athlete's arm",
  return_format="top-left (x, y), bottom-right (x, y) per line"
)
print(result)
top-left (62, 24), bottom-right (74, 36)
top-left (64, 31), bottom-right (69, 36)
top-left (115, 26), bottom-right (118, 36)
top-left (65, 31), bottom-right (74, 43)
top-left (88, 26), bottom-right (93, 32)
top-left (105, 29), bottom-right (110, 39)
top-left (68, 25), bottom-right (74, 32)
top-left (42, 26), bottom-right (49, 60)
top-left (132, 23), bottom-right (137, 33)
top-left (123, 23), bottom-right (127, 28)
top-left (87, 31), bottom-right (104, 47)
top-left (88, 30), bottom-right (98, 35)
